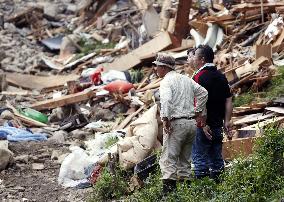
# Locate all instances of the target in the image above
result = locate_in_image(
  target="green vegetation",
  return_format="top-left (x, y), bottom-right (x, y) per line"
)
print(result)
top-left (233, 66), bottom-right (284, 107)
top-left (91, 126), bottom-right (284, 201)
top-left (90, 167), bottom-right (128, 202)
top-left (104, 136), bottom-right (119, 149)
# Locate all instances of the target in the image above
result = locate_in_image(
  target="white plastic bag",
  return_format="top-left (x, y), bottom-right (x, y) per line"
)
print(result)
top-left (58, 146), bottom-right (92, 187)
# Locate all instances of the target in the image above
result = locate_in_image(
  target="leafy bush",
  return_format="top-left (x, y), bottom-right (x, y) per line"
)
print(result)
top-left (90, 167), bottom-right (128, 202)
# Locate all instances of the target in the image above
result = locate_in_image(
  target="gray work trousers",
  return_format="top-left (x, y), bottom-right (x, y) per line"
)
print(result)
top-left (159, 118), bottom-right (196, 180)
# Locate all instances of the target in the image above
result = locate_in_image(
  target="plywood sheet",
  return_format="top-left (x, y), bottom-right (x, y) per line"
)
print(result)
top-left (6, 73), bottom-right (79, 91)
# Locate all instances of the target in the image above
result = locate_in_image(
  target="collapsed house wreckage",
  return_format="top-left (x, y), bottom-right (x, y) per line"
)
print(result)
top-left (0, 0), bottom-right (284, 193)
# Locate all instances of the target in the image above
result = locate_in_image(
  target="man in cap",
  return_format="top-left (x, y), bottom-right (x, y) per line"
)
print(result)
top-left (187, 45), bottom-right (233, 182)
top-left (153, 53), bottom-right (208, 194)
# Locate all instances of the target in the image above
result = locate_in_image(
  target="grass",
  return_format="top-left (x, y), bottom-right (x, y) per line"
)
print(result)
top-left (90, 126), bottom-right (284, 202)
top-left (233, 66), bottom-right (284, 107)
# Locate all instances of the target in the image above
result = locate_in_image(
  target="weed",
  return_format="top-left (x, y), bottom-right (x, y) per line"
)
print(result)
top-left (90, 167), bottom-right (128, 202)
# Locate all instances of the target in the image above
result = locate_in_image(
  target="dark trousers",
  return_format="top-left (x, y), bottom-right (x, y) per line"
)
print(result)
top-left (192, 127), bottom-right (224, 177)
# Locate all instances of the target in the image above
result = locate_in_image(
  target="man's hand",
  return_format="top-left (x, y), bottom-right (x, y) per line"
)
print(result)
top-left (224, 121), bottom-right (233, 140)
top-left (195, 112), bottom-right (206, 128)
top-left (162, 118), bottom-right (172, 135)
top-left (203, 125), bottom-right (212, 140)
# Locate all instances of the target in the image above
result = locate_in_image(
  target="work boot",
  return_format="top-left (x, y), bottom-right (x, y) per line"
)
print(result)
top-left (210, 171), bottom-right (223, 184)
top-left (194, 173), bottom-right (210, 180)
top-left (162, 179), bottom-right (177, 196)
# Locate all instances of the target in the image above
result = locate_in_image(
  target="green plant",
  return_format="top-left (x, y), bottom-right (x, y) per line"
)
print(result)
top-left (91, 167), bottom-right (128, 202)
top-left (105, 136), bottom-right (119, 149)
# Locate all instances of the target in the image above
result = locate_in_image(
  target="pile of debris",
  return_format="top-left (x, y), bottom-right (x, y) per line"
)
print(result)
top-left (1, 0), bottom-right (284, 200)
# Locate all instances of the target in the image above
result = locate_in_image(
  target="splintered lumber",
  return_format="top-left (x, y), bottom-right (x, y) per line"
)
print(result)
top-left (265, 107), bottom-right (284, 115)
top-left (115, 106), bottom-right (144, 130)
top-left (101, 32), bottom-right (173, 71)
top-left (272, 29), bottom-right (284, 53)
top-left (31, 90), bottom-right (95, 111)
top-left (235, 56), bottom-right (269, 79)
top-left (222, 137), bottom-right (257, 160)
top-left (174, 0), bottom-right (192, 42)
top-left (234, 112), bottom-right (276, 125)
top-left (6, 73), bottom-right (79, 91)
top-left (238, 116), bottom-right (284, 131)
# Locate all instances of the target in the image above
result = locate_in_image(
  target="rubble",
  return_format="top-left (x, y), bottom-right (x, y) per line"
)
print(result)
top-left (1, 0), bottom-right (284, 200)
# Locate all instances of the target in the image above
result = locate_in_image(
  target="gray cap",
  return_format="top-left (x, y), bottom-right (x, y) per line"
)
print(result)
top-left (153, 53), bottom-right (175, 70)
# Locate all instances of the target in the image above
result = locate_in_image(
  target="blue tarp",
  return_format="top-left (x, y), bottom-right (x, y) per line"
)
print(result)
top-left (0, 126), bottom-right (47, 142)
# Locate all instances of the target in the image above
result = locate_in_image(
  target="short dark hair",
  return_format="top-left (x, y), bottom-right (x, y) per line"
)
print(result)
top-left (195, 45), bottom-right (214, 63)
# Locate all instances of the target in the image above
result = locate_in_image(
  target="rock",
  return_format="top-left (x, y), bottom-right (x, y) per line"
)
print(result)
top-left (0, 110), bottom-right (13, 120)
top-left (32, 163), bottom-right (44, 170)
top-left (51, 150), bottom-right (61, 160)
top-left (0, 149), bottom-right (13, 171)
top-left (44, 3), bottom-right (59, 18)
top-left (93, 108), bottom-right (116, 121)
top-left (15, 155), bottom-right (29, 164)
top-left (112, 103), bottom-right (129, 114)
top-left (48, 130), bottom-right (66, 143)
top-left (0, 140), bottom-right (13, 171)
top-left (70, 129), bottom-right (89, 140)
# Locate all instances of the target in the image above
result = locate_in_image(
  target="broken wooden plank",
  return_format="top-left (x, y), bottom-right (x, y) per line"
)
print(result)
top-left (174, 0), bottom-right (192, 43)
top-left (238, 116), bottom-right (284, 131)
top-left (115, 106), bottom-right (144, 130)
top-left (6, 73), bottom-right (79, 91)
top-left (101, 32), bottom-right (173, 71)
top-left (30, 90), bottom-right (95, 111)
top-left (272, 29), bottom-right (284, 53)
top-left (222, 137), bottom-right (257, 160)
top-left (265, 107), bottom-right (284, 115)
top-left (235, 56), bottom-right (269, 78)
top-left (234, 112), bottom-right (276, 125)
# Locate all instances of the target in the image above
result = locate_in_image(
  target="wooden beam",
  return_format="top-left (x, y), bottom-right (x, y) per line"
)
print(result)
top-left (174, 0), bottom-right (192, 43)
top-left (30, 90), bottom-right (95, 111)
top-left (101, 32), bottom-right (173, 71)
top-left (6, 73), bottom-right (79, 91)
top-left (115, 106), bottom-right (144, 130)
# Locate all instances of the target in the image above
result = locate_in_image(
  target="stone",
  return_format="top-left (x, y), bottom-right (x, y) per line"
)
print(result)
top-left (44, 3), bottom-right (59, 18)
top-left (0, 110), bottom-right (13, 120)
top-left (48, 130), bottom-right (66, 143)
top-left (15, 155), bottom-right (29, 164)
top-left (0, 141), bottom-right (13, 171)
top-left (112, 103), bottom-right (129, 114)
top-left (70, 129), bottom-right (88, 140)
top-left (32, 163), bottom-right (44, 170)
top-left (51, 150), bottom-right (61, 160)
top-left (93, 108), bottom-right (116, 121)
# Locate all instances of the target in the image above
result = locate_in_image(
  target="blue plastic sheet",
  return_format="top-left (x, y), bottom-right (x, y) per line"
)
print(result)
top-left (0, 126), bottom-right (47, 142)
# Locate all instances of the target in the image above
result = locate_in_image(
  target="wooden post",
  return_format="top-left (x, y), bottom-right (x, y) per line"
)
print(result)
top-left (173, 0), bottom-right (192, 44)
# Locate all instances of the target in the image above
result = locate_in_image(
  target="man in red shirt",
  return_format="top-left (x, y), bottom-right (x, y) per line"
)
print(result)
top-left (187, 45), bottom-right (233, 182)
